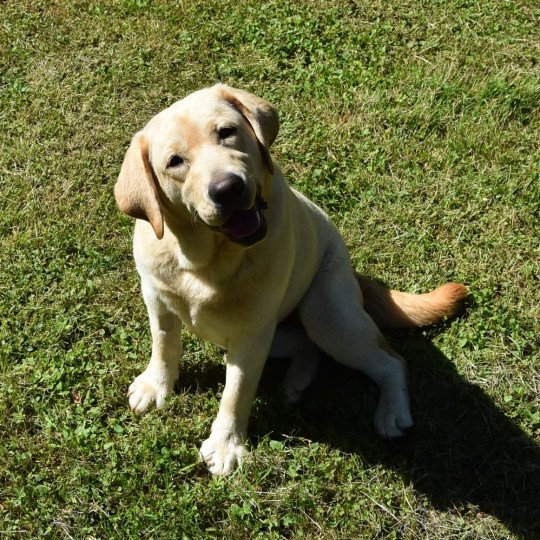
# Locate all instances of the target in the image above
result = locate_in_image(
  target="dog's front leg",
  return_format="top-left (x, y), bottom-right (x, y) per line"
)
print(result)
top-left (128, 282), bottom-right (182, 414)
top-left (200, 323), bottom-right (275, 475)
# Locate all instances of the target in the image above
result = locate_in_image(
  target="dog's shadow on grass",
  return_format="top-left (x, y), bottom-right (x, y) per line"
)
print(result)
top-left (252, 332), bottom-right (540, 538)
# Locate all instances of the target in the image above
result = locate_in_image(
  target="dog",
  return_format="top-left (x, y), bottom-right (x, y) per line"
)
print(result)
top-left (114, 84), bottom-right (467, 475)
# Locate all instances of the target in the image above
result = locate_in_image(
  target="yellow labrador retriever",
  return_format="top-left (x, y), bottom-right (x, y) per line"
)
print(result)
top-left (115, 85), bottom-right (467, 475)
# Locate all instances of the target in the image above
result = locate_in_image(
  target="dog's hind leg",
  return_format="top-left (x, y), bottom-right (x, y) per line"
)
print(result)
top-left (298, 252), bottom-right (413, 438)
top-left (270, 325), bottom-right (321, 403)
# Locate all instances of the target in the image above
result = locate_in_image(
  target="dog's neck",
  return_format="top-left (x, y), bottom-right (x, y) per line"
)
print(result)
top-left (161, 210), bottom-right (265, 280)
top-left (156, 213), bottom-right (244, 276)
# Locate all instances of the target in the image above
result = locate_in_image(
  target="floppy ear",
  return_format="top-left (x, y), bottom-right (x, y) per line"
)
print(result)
top-left (114, 132), bottom-right (164, 239)
top-left (217, 85), bottom-right (279, 174)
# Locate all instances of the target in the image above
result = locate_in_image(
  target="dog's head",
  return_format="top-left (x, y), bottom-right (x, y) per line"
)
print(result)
top-left (114, 85), bottom-right (279, 246)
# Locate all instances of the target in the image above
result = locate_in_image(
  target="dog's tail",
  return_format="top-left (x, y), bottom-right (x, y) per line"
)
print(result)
top-left (356, 274), bottom-right (468, 329)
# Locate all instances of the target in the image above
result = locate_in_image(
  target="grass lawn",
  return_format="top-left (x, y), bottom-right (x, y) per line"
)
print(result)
top-left (1, 0), bottom-right (539, 538)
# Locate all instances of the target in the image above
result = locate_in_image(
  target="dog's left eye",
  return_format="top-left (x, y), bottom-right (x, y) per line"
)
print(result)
top-left (167, 155), bottom-right (184, 168)
top-left (218, 126), bottom-right (237, 139)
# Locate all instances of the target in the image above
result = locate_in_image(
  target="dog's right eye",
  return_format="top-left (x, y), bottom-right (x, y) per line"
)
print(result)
top-left (167, 155), bottom-right (184, 168)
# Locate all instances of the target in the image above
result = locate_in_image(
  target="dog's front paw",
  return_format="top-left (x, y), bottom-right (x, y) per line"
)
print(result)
top-left (200, 432), bottom-right (246, 475)
top-left (128, 370), bottom-right (173, 415)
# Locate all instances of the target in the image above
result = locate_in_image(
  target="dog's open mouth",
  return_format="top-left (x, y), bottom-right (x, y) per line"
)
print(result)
top-left (220, 195), bottom-right (268, 246)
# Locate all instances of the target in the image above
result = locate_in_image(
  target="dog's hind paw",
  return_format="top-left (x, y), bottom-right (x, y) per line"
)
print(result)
top-left (200, 432), bottom-right (246, 475)
top-left (128, 370), bottom-right (172, 415)
top-left (373, 394), bottom-right (414, 439)
top-left (282, 355), bottom-right (321, 404)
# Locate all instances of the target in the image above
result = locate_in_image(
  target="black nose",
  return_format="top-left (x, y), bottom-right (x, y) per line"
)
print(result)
top-left (208, 173), bottom-right (246, 208)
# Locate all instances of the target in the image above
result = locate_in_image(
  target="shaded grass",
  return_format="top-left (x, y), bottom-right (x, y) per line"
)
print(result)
top-left (1, 0), bottom-right (539, 538)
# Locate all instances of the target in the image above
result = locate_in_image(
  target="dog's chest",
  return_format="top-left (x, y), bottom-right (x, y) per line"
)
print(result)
top-left (137, 230), bottom-right (290, 347)
top-left (176, 272), bottom-right (222, 327)
top-left (153, 263), bottom-right (258, 347)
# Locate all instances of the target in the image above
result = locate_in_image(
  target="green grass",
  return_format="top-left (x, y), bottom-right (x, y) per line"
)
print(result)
top-left (1, 0), bottom-right (539, 538)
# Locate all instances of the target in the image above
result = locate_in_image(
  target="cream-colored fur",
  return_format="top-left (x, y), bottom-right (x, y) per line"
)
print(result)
top-left (115, 85), bottom-right (467, 475)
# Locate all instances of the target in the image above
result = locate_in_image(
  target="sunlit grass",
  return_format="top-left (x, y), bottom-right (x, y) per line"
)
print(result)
top-left (1, 1), bottom-right (538, 538)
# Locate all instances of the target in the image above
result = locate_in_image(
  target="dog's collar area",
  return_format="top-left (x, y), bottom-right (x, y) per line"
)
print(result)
top-left (219, 194), bottom-right (268, 246)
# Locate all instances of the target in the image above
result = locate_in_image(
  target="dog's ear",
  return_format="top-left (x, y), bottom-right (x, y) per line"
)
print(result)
top-left (217, 85), bottom-right (279, 174)
top-left (114, 132), bottom-right (164, 239)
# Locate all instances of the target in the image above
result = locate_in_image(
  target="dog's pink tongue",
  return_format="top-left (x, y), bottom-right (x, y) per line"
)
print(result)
top-left (222, 208), bottom-right (260, 238)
